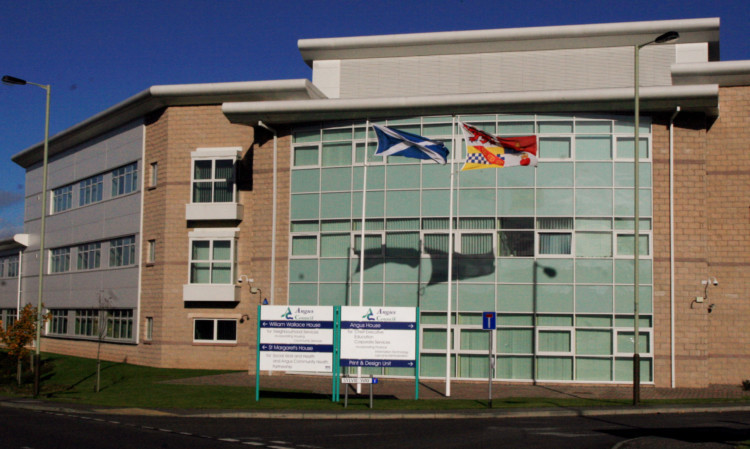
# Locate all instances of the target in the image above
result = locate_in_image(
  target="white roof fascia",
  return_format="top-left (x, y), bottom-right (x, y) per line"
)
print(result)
top-left (672, 61), bottom-right (750, 87)
top-left (12, 80), bottom-right (326, 168)
top-left (223, 84), bottom-right (719, 126)
top-left (299, 18), bottom-right (720, 66)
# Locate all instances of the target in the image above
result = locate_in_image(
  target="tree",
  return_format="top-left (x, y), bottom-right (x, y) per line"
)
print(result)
top-left (0, 304), bottom-right (49, 385)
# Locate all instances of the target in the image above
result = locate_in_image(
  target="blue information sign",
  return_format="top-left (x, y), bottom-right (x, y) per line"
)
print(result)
top-left (482, 311), bottom-right (496, 330)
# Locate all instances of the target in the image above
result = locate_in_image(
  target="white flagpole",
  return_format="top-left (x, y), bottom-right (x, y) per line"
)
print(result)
top-left (356, 120), bottom-right (370, 393)
top-left (445, 117), bottom-right (457, 397)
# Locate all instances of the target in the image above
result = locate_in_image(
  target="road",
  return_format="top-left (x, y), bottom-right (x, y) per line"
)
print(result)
top-left (1, 405), bottom-right (748, 448)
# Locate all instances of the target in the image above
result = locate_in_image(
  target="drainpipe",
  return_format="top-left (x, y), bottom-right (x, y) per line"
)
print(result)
top-left (669, 106), bottom-right (680, 388)
top-left (258, 121), bottom-right (277, 305)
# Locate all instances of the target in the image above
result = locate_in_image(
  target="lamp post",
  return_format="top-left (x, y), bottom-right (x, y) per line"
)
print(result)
top-left (2, 75), bottom-right (51, 397)
top-left (632, 31), bottom-right (678, 406)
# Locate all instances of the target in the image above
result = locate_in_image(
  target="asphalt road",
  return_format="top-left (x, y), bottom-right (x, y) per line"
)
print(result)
top-left (2, 406), bottom-right (749, 449)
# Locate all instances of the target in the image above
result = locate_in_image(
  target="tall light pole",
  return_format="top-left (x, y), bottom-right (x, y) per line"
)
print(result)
top-left (632, 31), bottom-right (678, 406)
top-left (2, 75), bottom-right (51, 397)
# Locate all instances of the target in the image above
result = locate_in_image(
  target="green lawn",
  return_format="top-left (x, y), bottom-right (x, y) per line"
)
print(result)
top-left (1, 353), bottom-right (748, 411)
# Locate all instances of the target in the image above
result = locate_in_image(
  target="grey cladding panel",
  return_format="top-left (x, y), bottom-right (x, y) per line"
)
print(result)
top-left (339, 46), bottom-right (676, 99)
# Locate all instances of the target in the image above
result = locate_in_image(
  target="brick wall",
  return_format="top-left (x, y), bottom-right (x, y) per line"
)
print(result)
top-left (651, 86), bottom-right (750, 387)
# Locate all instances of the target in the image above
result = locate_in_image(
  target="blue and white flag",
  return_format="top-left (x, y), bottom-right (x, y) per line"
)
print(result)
top-left (372, 124), bottom-right (449, 165)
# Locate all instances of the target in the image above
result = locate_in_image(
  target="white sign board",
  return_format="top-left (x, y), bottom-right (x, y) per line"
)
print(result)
top-left (340, 306), bottom-right (416, 368)
top-left (259, 306), bottom-right (333, 372)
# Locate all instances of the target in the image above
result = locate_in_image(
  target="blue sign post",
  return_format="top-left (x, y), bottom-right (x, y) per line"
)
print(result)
top-left (482, 311), bottom-right (496, 408)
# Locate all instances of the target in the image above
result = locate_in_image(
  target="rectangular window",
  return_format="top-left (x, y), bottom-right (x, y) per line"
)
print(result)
top-left (53, 185), bottom-right (73, 212)
top-left (79, 174), bottom-right (104, 206)
top-left (145, 317), bottom-right (153, 341)
top-left (77, 242), bottom-right (101, 270)
top-left (112, 162), bottom-right (139, 197)
top-left (0, 259), bottom-right (4, 277)
top-left (110, 236), bottom-right (136, 267)
top-left (189, 239), bottom-right (233, 284)
top-left (150, 162), bottom-right (158, 187)
top-left (147, 239), bottom-right (156, 263)
top-left (2, 309), bottom-right (17, 329)
top-left (106, 309), bottom-right (133, 339)
top-left (193, 319), bottom-right (237, 343)
top-left (50, 248), bottom-right (71, 273)
top-left (192, 159), bottom-right (235, 203)
top-left (74, 309), bottom-right (99, 336)
top-left (7, 256), bottom-right (18, 278)
top-left (49, 310), bottom-right (68, 335)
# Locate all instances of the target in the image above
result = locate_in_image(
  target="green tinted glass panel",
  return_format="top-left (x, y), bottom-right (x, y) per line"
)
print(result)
top-left (616, 137), bottom-right (649, 159)
top-left (459, 189), bottom-right (496, 216)
top-left (537, 315), bottom-right (573, 326)
top-left (459, 167), bottom-right (495, 188)
top-left (576, 358), bottom-right (612, 381)
top-left (459, 355), bottom-right (489, 379)
top-left (496, 356), bottom-right (532, 380)
top-left (576, 259), bottom-right (613, 283)
top-left (289, 283), bottom-right (318, 305)
top-left (498, 314), bottom-right (533, 326)
top-left (320, 168), bottom-right (351, 192)
top-left (422, 329), bottom-right (447, 350)
top-left (539, 331), bottom-right (571, 352)
top-left (537, 357), bottom-right (573, 380)
top-left (387, 165), bottom-right (421, 189)
top-left (422, 164), bottom-right (452, 188)
top-left (614, 259), bottom-right (652, 284)
top-left (575, 162), bottom-right (612, 186)
top-left (539, 138), bottom-right (571, 158)
top-left (615, 357), bottom-right (652, 382)
top-left (537, 285), bottom-right (574, 313)
top-left (576, 121), bottom-right (611, 134)
top-left (289, 259), bottom-right (317, 282)
top-left (320, 234), bottom-right (349, 257)
top-left (615, 162), bottom-right (651, 187)
top-left (537, 162), bottom-right (573, 187)
top-left (384, 283), bottom-right (418, 307)
top-left (294, 145), bottom-right (319, 166)
top-left (575, 189), bottom-right (613, 216)
top-left (576, 285), bottom-right (613, 314)
top-left (293, 129), bottom-right (320, 143)
top-left (291, 170), bottom-right (320, 193)
top-left (496, 258), bottom-right (534, 283)
top-left (498, 329), bottom-right (533, 354)
top-left (497, 122), bottom-right (534, 134)
top-left (575, 136), bottom-right (612, 160)
top-left (536, 189), bottom-right (573, 215)
top-left (320, 192), bottom-right (351, 218)
top-left (457, 284), bottom-right (495, 311)
top-left (322, 128), bottom-right (351, 141)
top-left (319, 284), bottom-right (347, 306)
top-left (460, 330), bottom-right (489, 350)
top-left (320, 259), bottom-right (350, 282)
top-left (498, 189), bottom-right (535, 215)
top-left (576, 330), bottom-right (612, 355)
top-left (576, 315), bottom-right (612, 327)
top-left (291, 194), bottom-right (319, 220)
top-left (576, 232), bottom-right (612, 257)
top-left (321, 142), bottom-right (352, 167)
top-left (386, 190), bottom-right (419, 217)
top-left (497, 284), bottom-right (533, 312)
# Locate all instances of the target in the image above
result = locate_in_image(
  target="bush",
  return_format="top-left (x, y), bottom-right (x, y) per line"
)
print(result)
top-left (742, 379), bottom-right (750, 391)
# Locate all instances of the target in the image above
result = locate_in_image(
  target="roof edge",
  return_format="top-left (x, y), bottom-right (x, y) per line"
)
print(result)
top-left (223, 84), bottom-right (719, 126)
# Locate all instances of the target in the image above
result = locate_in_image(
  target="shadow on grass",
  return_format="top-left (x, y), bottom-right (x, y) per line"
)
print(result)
top-left (43, 356), bottom-right (130, 397)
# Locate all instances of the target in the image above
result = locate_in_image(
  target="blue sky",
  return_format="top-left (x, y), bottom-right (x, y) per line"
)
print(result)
top-left (1, 0), bottom-right (748, 238)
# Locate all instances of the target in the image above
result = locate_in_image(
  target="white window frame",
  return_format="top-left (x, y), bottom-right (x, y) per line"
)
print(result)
top-left (149, 162), bottom-right (158, 188)
top-left (50, 247), bottom-right (71, 273)
top-left (350, 232), bottom-right (384, 258)
top-left (188, 238), bottom-right (236, 285)
top-left (193, 318), bottom-right (237, 343)
top-left (110, 236), bottom-right (136, 267)
top-left (614, 328), bottom-right (653, 357)
top-left (614, 231), bottom-right (652, 258)
top-left (6, 255), bottom-right (18, 278)
top-left (145, 317), bottom-right (153, 341)
top-left (77, 242), bottom-right (101, 270)
top-left (106, 309), bottom-right (134, 340)
top-left (536, 231), bottom-right (574, 257)
top-left (190, 147), bottom-right (241, 204)
top-left (290, 234), bottom-right (319, 258)
top-left (52, 185), bottom-right (73, 213)
top-left (111, 162), bottom-right (139, 197)
top-left (147, 239), bottom-right (156, 263)
top-left (455, 230), bottom-right (495, 257)
top-left (79, 174), bottom-right (104, 206)
top-left (535, 327), bottom-right (575, 356)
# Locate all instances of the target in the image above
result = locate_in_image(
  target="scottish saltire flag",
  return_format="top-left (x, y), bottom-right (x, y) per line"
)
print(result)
top-left (459, 122), bottom-right (538, 171)
top-left (372, 124), bottom-right (449, 165)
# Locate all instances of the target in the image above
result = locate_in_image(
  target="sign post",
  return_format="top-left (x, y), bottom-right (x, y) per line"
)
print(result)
top-left (482, 311), bottom-right (496, 408)
top-left (340, 306), bottom-right (419, 399)
top-left (257, 306), bottom-right (334, 401)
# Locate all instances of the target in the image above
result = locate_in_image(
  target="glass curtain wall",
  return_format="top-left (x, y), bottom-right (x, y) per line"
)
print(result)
top-left (289, 114), bottom-right (653, 383)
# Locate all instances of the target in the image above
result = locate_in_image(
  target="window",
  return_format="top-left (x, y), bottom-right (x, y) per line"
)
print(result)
top-left (49, 310), bottom-right (68, 335)
top-left (192, 159), bottom-right (235, 203)
top-left (74, 309), bottom-right (99, 336)
top-left (6, 256), bottom-right (18, 277)
top-left (499, 217), bottom-right (534, 257)
top-left (145, 317), bottom-right (153, 341)
top-left (0, 258), bottom-right (4, 277)
top-left (537, 217), bottom-right (573, 256)
top-left (149, 162), bottom-right (158, 187)
top-left (193, 319), bottom-right (237, 343)
top-left (110, 236), bottom-right (136, 267)
top-left (106, 309), bottom-right (133, 339)
top-left (189, 239), bottom-right (234, 284)
top-left (2, 309), bottom-right (17, 329)
top-left (147, 239), bottom-right (156, 263)
top-left (77, 242), bottom-right (101, 270)
top-left (79, 174), bottom-right (103, 206)
top-left (112, 162), bottom-right (138, 197)
top-left (53, 185), bottom-right (73, 212)
top-left (50, 248), bottom-right (71, 273)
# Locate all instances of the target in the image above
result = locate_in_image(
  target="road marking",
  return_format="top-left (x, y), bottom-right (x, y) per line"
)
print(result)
top-left (220, 438), bottom-right (240, 442)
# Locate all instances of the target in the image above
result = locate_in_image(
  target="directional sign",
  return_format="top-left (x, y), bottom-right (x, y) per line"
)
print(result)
top-left (482, 311), bottom-right (496, 330)
top-left (341, 377), bottom-right (379, 384)
top-left (259, 306), bottom-right (333, 372)
top-left (340, 306), bottom-right (417, 368)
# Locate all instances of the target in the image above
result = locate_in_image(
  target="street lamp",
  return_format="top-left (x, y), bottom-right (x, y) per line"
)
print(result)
top-left (2, 75), bottom-right (51, 397)
top-left (632, 30), bottom-right (678, 406)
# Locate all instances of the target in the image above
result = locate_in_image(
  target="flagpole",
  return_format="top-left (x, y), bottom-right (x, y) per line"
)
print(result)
top-left (445, 117), bottom-right (456, 397)
top-left (356, 120), bottom-right (370, 393)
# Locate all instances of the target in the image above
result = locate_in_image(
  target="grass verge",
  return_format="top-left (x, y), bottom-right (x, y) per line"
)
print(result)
top-left (1, 353), bottom-right (749, 411)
